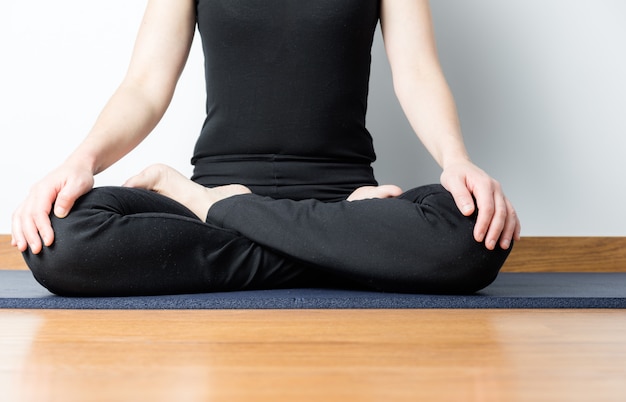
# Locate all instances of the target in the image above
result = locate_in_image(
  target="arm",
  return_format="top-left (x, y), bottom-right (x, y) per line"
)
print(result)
top-left (12, 0), bottom-right (196, 254)
top-left (78, 0), bottom-right (196, 176)
top-left (380, 0), bottom-right (520, 250)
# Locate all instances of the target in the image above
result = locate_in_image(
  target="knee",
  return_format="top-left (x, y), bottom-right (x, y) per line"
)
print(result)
top-left (388, 185), bottom-right (512, 294)
top-left (384, 242), bottom-right (511, 295)
top-left (426, 186), bottom-right (512, 293)
top-left (23, 214), bottom-right (86, 296)
top-left (387, 240), bottom-right (512, 295)
top-left (436, 240), bottom-right (512, 294)
top-left (24, 194), bottom-right (114, 296)
top-left (25, 255), bottom-right (73, 297)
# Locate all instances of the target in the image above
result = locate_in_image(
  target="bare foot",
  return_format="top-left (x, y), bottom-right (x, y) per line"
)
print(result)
top-left (347, 185), bottom-right (403, 201)
top-left (124, 164), bottom-right (251, 219)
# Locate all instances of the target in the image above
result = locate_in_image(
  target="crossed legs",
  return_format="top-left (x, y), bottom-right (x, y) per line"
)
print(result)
top-left (24, 165), bottom-right (511, 296)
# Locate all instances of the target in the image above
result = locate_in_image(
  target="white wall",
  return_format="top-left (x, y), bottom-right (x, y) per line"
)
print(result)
top-left (370, 0), bottom-right (626, 235)
top-left (1, 0), bottom-right (204, 234)
top-left (1, 0), bottom-right (625, 235)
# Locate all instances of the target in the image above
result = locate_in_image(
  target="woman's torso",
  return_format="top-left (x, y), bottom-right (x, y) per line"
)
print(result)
top-left (192, 0), bottom-right (380, 201)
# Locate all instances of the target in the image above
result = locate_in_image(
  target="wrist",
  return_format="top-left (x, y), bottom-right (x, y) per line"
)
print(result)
top-left (440, 153), bottom-right (471, 170)
top-left (64, 150), bottom-right (99, 175)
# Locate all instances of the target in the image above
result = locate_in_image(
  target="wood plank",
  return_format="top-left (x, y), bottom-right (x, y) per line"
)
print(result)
top-left (502, 236), bottom-right (626, 272)
top-left (0, 235), bottom-right (26, 270)
top-left (2, 235), bottom-right (626, 272)
top-left (1, 309), bottom-right (625, 402)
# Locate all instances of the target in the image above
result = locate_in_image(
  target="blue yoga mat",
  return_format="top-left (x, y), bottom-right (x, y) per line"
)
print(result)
top-left (1, 270), bottom-right (625, 309)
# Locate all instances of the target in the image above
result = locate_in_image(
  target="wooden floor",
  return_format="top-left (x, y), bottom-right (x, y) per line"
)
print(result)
top-left (1, 236), bottom-right (626, 401)
top-left (1, 309), bottom-right (625, 401)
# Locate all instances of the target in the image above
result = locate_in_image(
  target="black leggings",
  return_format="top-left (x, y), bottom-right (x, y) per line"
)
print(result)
top-left (24, 184), bottom-right (511, 296)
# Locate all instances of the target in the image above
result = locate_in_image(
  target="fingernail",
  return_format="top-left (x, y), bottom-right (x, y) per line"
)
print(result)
top-left (501, 239), bottom-right (510, 249)
top-left (487, 240), bottom-right (496, 249)
top-left (462, 204), bottom-right (473, 214)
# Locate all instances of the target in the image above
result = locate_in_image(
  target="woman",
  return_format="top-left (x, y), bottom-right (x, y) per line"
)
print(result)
top-left (11, 0), bottom-right (520, 296)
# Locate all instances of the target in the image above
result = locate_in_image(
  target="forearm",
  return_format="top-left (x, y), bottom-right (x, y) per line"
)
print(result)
top-left (394, 70), bottom-right (470, 169)
top-left (62, 0), bottom-right (196, 175)
top-left (64, 80), bottom-right (170, 175)
top-left (380, 0), bottom-right (521, 248)
top-left (381, 0), bottom-right (470, 169)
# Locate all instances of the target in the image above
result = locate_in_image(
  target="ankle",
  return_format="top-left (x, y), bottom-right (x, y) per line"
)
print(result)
top-left (202, 184), bottom-right (251, 218)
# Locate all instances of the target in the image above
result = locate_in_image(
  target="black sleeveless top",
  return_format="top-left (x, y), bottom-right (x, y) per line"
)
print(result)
top-left (192, 0), bottom-right (380, 201)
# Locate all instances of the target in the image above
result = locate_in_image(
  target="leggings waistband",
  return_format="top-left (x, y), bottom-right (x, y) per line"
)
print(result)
top-left (191, 155), bottom-right (378, 202)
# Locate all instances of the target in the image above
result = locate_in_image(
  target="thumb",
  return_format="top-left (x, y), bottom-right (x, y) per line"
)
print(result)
top-left (53, 182), bottom-right (86, 218)
top-left (441, 175), bottom-right (475, 216)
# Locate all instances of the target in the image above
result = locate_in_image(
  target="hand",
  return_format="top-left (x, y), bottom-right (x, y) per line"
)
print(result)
top-left (440, 160), bottom-right (520, 250)
top-left (11, 164), bottom-right (94, 254)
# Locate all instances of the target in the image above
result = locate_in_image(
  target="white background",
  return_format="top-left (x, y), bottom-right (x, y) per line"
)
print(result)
top-left (1, 0), bottom-right (625, 235)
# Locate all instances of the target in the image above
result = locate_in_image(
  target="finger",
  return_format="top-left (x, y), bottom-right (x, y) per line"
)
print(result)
top-left (12, 192), bottom-right (49, 253)
top-left (472, 185), bottom-right (496, 244)
top-left (22, 195), bottom-right (50, 253)
top-left (21, 214), bottom-right (43, 254)
top-left (11, 209), bottom-right (28, 252)
top-left (13, 195), bottom-right (46, 254)
top-left (34, 211), bottom-right (55, 247)
top-left (483, 193), bottom-right (508, 250)
top-left (514, 215), bottom-right (522, 241)
top-left (498, 199), bottom-right (519, 250)
top-left (444, 177), bottom-right (475, 216)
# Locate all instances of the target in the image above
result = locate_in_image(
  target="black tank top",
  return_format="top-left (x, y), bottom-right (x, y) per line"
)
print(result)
top-left (192, 0), bottom-right (380, 201)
